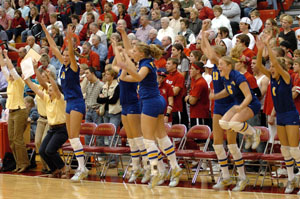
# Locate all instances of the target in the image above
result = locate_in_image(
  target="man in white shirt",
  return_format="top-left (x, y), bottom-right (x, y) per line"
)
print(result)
top-left (46, 14), bottom-right (64, 35)
top-left (88, 22), bottom-right (107, 47)
top-left (25, 36), bottom-right (41, 53)
top-left (232, 17), bottom-right (255, 50)
top-left (157, 17), bottom-right (175, 43)
top-left (18, 0), bottom-right (30, 21)
top-left (80, 2), bottom-right (99, 25)
top-left (169, 8), bottom-right (182, 36)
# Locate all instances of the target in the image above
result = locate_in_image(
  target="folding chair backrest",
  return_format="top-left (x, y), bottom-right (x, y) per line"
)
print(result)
top-left (186, 125), bottom-right (211, 151)
top-left (168, 124), bottom-right (187, 150)
top-left (94, 123), bottom-right (116, 147)
top-left (255, 126), bottom-right (270, 142)
top-left (80, 123), bottom-right (97, 136)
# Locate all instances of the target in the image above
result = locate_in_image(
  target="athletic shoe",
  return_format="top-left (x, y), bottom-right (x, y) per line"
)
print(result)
top-left (8, 40), bottom-right (15, 44)
top-left (251, 128), bottom-right (261, 150)
top-left (285, 177), bottom-right (297, 194)
top-left (71, 167), bottom-right (89, 182)
top-left (128, 168), bottom-right (143, 183)
top-left (169, 167), bottom-right (183, 187)
top-left (157, 171), bottom-right (168, 186)
top-left (148, 174), bottom-right (161, 189)
top-left (232, 177), bottom-right (250, 192)
top-left (141, 169), bottom-right (151, 183)
top-left (212, 164), bottom-right (220, 172)
top-left (244, 135), bottom-right (252, 150)
top-left (212, 177), bottom-right (233, 190)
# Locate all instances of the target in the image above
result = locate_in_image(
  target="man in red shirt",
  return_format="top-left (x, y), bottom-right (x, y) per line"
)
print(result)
top-left (236, 34), bottom-right (256, 73)
top-left (185, 62), bottom-right (210, 127)
top-left (158, 68), bottom-right (174, 123)
top-left (98, 2), bottom-right (117, 24)
top-left (165, 58), bottom-right (185, 125)
top-left (78, 41), bottom-right (100, 71)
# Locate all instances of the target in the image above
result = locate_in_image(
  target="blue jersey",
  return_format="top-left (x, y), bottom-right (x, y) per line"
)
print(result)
top-left (223, 70), bottom-right (259, 105)
top-left (271, 76), bottom-right (297, 114)
top-left (60, 64), bottom-right (84, 101)
top-left (212, 64), bottom-right (234, 104)
top-left (118, 70), bottom-right (139, 105)
top-left (138, 58), bottom-right (160, 99)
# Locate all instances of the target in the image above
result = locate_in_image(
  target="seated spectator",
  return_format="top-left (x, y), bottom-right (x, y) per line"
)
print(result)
top-left (215, 27), bottom-right (232, 55)
top-left (235, 34), bottom-right (256, 73)
top-left (7, 10), bottom-right (27, 43)
top-left (211, 5), bottom-right (232, 38)
top-left (173, 0), bottom-right (186, 18)
top-left (196, 19), bottom-right (215, 42)
top-left (157, 17), bottom-right (175, 42)
top-left (0, 7), bottom-right (12, 31)
top-left (189, 8), bottom-right (202, 36)
top-left (150, 0), bottom-right (164, 18)
top-left (39, 54), bottom-right (57, 76)
top-left (25, 35), bottom-right (41, 52)
top-left (221, 0), bottom-right (241, 35)
top-left (79, 41), bottom-right (100, 71)
top-left (232, 17), bottom-right (256, 50)
top-left (160, 0), bottom-right (173, 16)
top-left (79, 13), bottom-right (95, 42)
top-left (127, 0), bottom-right (142, 28)
top-left (91, 34), bottom-right (108, 72)
top-left (101, 13), bottom-right (116, 40)
top-left (240, 0), bottom-right (256, 18)
top-left (61, 24), bottom-right (80, 52)
top-left (161, 36), bottom-right (173, 60)
top-left (249, 10), bottom-right (263, 34)
top-left (195, 0), bottom-right (214, 20)
top-left (178, 18), bottom-right (195, 46)
top-left (18, 0), bottom-right (30, 21)
top-left (98, 2), bottom-right (117, 24)
top-left (3, 0), bottom-right (15, 19)
top-left (147, 28), bottom-right (162, 46)
top-left (117, 3), bottom-right (132, 30)
top-left (71, 0), bottom-right (85, 15)
top-left (150, 10), bottom-right (162, 31)
top-left (50, 25), bottom-right (63, 47)
top-left (79, 1), bottom-right (99, 25)
top-left (39, 5), bottom-right (50, 26)
top-left (71, 14), bottom-right (83, 36)
top-left (106, 33), bottom-right (121, 64)
top-left (46, 14), bottom-right (63, 35)
top-left (181, 0), bottom-right (194, 17)
top-left (175, 35), bottom-right (191, 56)
top-left (135, 15), bottom-right (153, 43)
top-left (169, 8), bottom-right (182, 36)
top-left (21, 6), bottom-right (40, 42)
top-left (89, 22), bottom-right (107, 47)
top-left (56, 0), bottom-right (72, 28)
top-left (0, 71), bottom-right (8, 92)
top-left (41, 0), bottom-right (56, 14)
top-left (279, 14), bottom-right (297, 51)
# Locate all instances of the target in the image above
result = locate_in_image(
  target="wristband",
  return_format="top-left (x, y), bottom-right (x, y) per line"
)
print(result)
top-left (165, 113), bottom-right (170, 117)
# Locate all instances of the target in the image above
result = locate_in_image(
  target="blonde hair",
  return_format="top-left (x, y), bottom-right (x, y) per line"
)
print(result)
top-left (294, 49), bottom-right (300, 57)
top-left (220, 56), bottom-right (236, 69)
top-left (213, 45), bottom-right (226, 57)
top-left (294, 58), bottom-right (300, 65)
top-left (175, 35), bottom-right (187, 48)
top-left (282, 15), bottom-right (293, 24)
top-left (213, 5), bottom-right (222, 13)
top-left (230, 45), bottom-right (243, 61)
top-left (276, 57), bottom-right (288, 71)
top-left (250, 10), bottom-right (260, 17)
top-left (136, 43), bottom-right (163, 60)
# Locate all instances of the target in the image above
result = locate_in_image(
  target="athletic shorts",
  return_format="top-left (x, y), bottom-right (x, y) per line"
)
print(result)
top-left (277, 110), bottom-right (300, 126)
top-left (248, 100), bottom-right (261, 116)
top-left (121, 102), bottom-right (141, 116)
top-left (141, 95), bottom-right (166, 117)
top-left (66, 98), bottom-right (86, 115)
top-left (214, 102), bottom-right (235, 116)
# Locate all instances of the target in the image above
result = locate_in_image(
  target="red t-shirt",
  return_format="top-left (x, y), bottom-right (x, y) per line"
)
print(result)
top-left (99, 11), bottom-right (117, 22)
top-left (263, 83), bottom-right (274, 115)
top-left (189, 77), bottom-right (210, 118)
top-left (198, 7), bottom-right (214, 20)
top-left (293, 73), bottom-right (300, 114)
top-left (244, 71), bottom-right (259, 89)
top-left (166, 71), bottom-right (185, 112)
top-left (159, 80), bottom-right (174, 122)
top-left (78, 51), bottom-right (100, 70)
top-left (243, 48), bottom-right (256, 74)
top-left (154, 58), bottom-right (167, 69)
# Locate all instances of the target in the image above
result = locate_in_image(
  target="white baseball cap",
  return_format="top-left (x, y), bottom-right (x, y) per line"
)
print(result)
top-left (240, 17), bottom-right (251, 25)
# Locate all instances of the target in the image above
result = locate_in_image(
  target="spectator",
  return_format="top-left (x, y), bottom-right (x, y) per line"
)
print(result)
top-left (240, 0), bottom-right (256, 18)
top-left (24, 96), bottom-right (39, 140)
top-left (71, 14), bottom-right (83, 36)
top-left (80, 2), bottom-right (99, 25)
top-left (178, 18), bottom-right (195, 45)
top-left (221, 0), bottom-right (241, 35)
top-left (7, 10), bottom-right (27, 43)
top-left (161, 36), bottom-right (173, 60)
top-left (181, 0), bottom-right (194, 17)
top-left (91, 34), bottom-right (108, 72)
top-left (150, 10), bottom-right (162, 31)
top-left (135, 15), bottom-right (153, 43)
top-left (3, 0), bottom-right (14, 19)
top-left (174, 35), bottom-right (191, 56)
top-left (50, 25), bottom-right (63, 47)
top-left (56, 0), bottom-right (72, 28)
top-left (169, 8), bottom-right (182, 36)
top-left (211, 5), bottom-right (232, 38)
top-left (232, 17), bottom-right (256, 50)
top-left (160, 0), bottom-right (173, 16)
top-left (127, 0), bottom-right (142, 28)
top-left (25, 35), bottom-right (41, 52)
top-left (279, 15), bottom-right (297, 51)
top-left (117, 3), bottom-right (132, 30)
top-left (18, 0), bottom-right (30, 21)
top-left (98, 2), bottom-right (117, 24)
top-left (79, 41), bottom-right (100, 71)
top-left (41, 0), bottom-right (56, 14)
top-left (39, 5), bottom-right (50, 26)
top-left (17, 47), bottom-right (26, 67)
top-left (0, 7), bottom-right (12, 31)
top-left (71, 0), bottom-right (85, 15)
top-left (61, 24), bottom-right (80, 52)
top-left (235, 34), bottom-right (256, 73)
top-left (150, 0), bottom-right (164, 18)
top-left (101, 13), bottom-right (116, 40)
top-left (147, 28), bottom-right (162, 46)
top-left (189, 8), bottom-right (202, 36)
top-left (249, 10), bottom-right (263, 34)
top-left (215, 27), bottom-right (232, 55)
top-left (79, 12), bottom-right (95, 42)
top-left (195, 0), bottom-right (214, 20)
top-left (21, 6), bottom-right (39, 42)
top-left (196, 19), bottom-right (215, 42)
top-left (171, 43), bottom-right (190, 81)
top-left (89, 22), bottom-right (107, 47)
top-left (39, 54), bottom-right (57, 76)
top-left (157, 17), bottom-right (175, 42)
top-left (173, 0), bottom-right (186, 18)
top-left (46, 14), bottom-right (63, 35)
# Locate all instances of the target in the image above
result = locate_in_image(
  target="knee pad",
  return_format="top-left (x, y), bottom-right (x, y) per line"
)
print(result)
top-left (227, 144), bottom-right (241, 158)
top-left (219, 120), bottom-right (230, 130)
top-left (289, 147), bottom-right (300, 160)
top-left (281, 146), bottom-right (292, 159)
top-left (228, 121), bottom-right (244, 132)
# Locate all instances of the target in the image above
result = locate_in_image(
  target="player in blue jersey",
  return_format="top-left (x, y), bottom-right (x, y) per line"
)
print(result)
top-left (41, 23), bottom-right (88, 181)
top-left (200, 29), bottom-right (236, 190)
top-left (110, 40), bottom-right (151, 184)
top-left (116, 28), bottom-right (182, 188)
top-left (256, 34), bottom-right (300, 194)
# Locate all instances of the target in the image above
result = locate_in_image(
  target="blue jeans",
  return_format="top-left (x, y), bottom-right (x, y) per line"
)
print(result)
top-left (21, 29), bottom-right (32, 43)
top-left (39, 125), bottom-right (68, 172)
top-left (103, 111), bottom-right (121, 146)
top-left (85, 108), bottom-right (103, 146)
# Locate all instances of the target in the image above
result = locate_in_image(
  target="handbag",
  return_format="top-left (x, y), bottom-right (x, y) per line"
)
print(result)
top-left (98, 104), bottom-right (105, 117)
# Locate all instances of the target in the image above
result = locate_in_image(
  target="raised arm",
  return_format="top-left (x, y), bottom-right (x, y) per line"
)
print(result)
top-left (24, 78), bottom-right (44, 100)
top-left (3, 50), bottom-right (20, 80)
top-left (41, 22), bottom-right (63, 64)
top-left (201, 28), bottom-right (219, 65)
top-left (0, 49), bottom-right (9, 80)
top-left (256, 37), bottom-right (271, 78)
top-left (33, 61), bottom-right (48, 90)
top-left (46, 71), bottom-right (62, 100)
top-left (66, 27), bottom-right (78, 72)
top-left (117, 25), bottom-right (133, 55)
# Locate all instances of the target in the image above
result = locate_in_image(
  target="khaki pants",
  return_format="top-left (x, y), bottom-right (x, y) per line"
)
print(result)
top-left (34, 116), bottom-right (49, 169)
top-left (8, 109), bottom-right (30, 169)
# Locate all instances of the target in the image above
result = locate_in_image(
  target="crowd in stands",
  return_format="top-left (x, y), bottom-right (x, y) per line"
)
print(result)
top-left (1, 0), bottom-right (300, 192)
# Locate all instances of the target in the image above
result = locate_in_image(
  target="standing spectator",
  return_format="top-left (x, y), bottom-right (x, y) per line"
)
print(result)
top-left (232, 17), bottom-right (256, 50)
top-left (0, 49), bottom-right (29, 173)
top-left (79, 2), bottom-right (99, 25)
top-left (0, 7), bottom-right (12, 31)
top-left (135, 15), bottom-right (153, 43)
top-left (101, 13), bottom-right (116, 40)
top-left (71, 14), bottom-right (83, 36)
top-left (79, 41), bottom-right (100, 71)
top-left (150, 10), bottom-right (161, 31)
top-left (18, 0), bottom-right (30, 21)
top-left (127, 0), bottom-right (142, 28)
top-left (157, 17), bottom-right (175, 42)
top-left (21, 6), bottom-right (39, 42)
top-left (189, 8), bottom-right (202, 36)
top-left (7, 10), bottom-right (27, 43)
top-left (25, 36), bottom-right (41, 52)
top-left (279, 15), bottom-right (297, 52)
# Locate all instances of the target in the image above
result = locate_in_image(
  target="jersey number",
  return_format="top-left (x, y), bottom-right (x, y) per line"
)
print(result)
top-left (272, 87), bottom-right (276, 97)
top-left (213, 72), bottom-right (219, 81)
top-left (227, 85), bottom-right (233, 95)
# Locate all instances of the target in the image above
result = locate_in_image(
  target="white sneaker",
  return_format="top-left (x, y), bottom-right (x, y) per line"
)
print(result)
top-left (232, 177), bottom-right (250, 192)
top-left (8, 39), bottom-right (15, 43)
top-left (212, 177), bottom-right (233, 190)
top-left (169, 167), bottom-right (183, 187)
top-left (212, 164), bottom-right (220, 172)
top-left (285, 178), bottom-right (297, 194)
top-left (244, 135), bottom-right (252, 150)
top-left (141, 169), bottom-right (151, 183)
top-left (251, 128), bottom-right (261, 150)
top-left (157, 171), bottom-right (168, 185)
top-left (148, 173), bottom-right (161, 189)
top-left (71, 167), bottom-right (89, 182)
top-left (128, 168), bottom-right (143, 183)
top-left (272, 168), bottom-right (287, 177)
